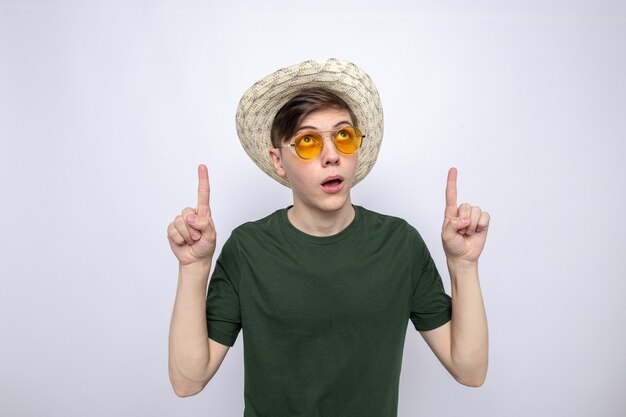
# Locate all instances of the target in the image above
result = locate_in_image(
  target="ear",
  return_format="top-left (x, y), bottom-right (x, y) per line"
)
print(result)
top-left (268, 148), bottom-right (287, 178)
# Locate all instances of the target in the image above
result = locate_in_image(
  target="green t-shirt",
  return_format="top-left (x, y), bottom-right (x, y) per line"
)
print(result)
top-left (206, 205), bottom-right (451, 417)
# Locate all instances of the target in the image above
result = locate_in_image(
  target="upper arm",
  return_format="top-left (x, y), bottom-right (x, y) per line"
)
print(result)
top-left (420, 321), bottom-right (455, 376)
top-left (420, 318), bottom-right (488, 387)
top-left (206, 337), bottom-right (230, 380)
top-left (170, 337), bottom-right (230, 398)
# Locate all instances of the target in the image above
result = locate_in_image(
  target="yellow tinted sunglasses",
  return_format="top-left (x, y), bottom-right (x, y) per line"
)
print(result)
top-left (278, 126), bottom-right (364, 160)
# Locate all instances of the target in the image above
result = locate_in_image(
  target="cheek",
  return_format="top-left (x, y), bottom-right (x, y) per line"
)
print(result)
top-left (282, 160), bottom-right (311, 184)
top-left (345, 154), bottom-right (358, 174)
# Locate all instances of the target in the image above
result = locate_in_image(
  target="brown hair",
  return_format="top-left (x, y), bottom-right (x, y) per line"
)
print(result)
top-left (270, 88), bottom-right (358, 147)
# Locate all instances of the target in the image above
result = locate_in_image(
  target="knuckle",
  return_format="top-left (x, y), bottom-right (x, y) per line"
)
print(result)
top-left (169, 234), bottom-right (183, 245)
top-left (174, 218), bottom-right (185, 230)
top-left (175, 222), bottom-right (191, 238)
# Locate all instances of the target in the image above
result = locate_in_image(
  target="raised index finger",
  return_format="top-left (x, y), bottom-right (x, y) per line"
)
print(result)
top-left (196, 164), bottom-right (210, 217)
top-left (445, 167), bottom-right (458, 213)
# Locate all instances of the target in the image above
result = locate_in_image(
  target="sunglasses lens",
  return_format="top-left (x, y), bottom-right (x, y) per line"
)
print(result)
top-left (294, 133), bottom-right (323, 159)
top-left (291, 127), bottom-right (363, 159)
top-left (334, 127), bottom-right (362, 154)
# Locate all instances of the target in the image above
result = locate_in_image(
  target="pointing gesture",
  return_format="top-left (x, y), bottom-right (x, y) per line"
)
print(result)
top-left (441, 167), bottom-right (490, 263)
top-left (167, 164), bottom-right (217, 265)
top-left (196, 164), bottom-right (211, 218)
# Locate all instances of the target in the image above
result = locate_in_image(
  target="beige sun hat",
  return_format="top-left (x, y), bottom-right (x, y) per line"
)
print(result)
top-left (235, 58), bottom-right (384, 188)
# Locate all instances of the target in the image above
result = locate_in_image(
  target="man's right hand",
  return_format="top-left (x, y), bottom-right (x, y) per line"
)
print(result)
top-left (167, 164), bottom-right (217, 265)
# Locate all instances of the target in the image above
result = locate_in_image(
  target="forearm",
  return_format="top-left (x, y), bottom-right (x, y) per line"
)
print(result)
top-left (168, 260), bottom-right (213, 395)
top-left (448, 260), bottom-right (488, 386)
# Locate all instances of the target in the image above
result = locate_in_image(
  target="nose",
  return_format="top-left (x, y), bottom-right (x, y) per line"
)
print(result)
top-left (320, 135), bottom-right (340, 166)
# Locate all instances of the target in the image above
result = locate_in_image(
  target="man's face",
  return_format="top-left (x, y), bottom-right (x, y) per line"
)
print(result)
top-left (269, 107), bottom-right (358, 215)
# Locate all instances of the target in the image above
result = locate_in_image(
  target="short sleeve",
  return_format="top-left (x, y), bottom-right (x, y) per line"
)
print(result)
top-left (206, 235), bottom-right (242, 346)
top-left (408, 227), bottom-right (452, 331)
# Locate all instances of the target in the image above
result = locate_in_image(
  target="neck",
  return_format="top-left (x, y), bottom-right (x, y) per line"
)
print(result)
top-left (287, 201), bottom-right (355, 237)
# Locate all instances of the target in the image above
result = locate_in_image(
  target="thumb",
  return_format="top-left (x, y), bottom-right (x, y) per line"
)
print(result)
top-left (442, 216), bottom-right (469, 242)
top-left (186, 214), bottom-right (215, 239)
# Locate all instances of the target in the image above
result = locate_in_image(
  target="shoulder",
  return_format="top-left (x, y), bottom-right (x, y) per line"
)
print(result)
top-left (220, 209), bottom-right (288, 254)
top-left (356, 205), bottom-right (417, 234)
top-left (231, 209), bottom-right (285, 236)
top-left (355, 206), bottom-right (428, 249)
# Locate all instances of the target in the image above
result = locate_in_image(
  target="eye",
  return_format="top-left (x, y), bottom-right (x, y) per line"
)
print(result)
top-left (334, 127), bottom-right (361, 154)
top-left (294, 132), bottom-right (323, 159)
top-left (335, 129), bottom-right (353, 143)
top-left (296, 133), bottom-right (321, 147)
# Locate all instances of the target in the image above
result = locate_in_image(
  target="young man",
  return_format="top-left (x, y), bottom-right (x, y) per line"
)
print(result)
top-left (167, 59), bottom-right (489, 417)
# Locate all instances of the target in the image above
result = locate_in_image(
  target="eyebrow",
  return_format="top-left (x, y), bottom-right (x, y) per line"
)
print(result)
top-left (296, 120), bottom-right (352, 133)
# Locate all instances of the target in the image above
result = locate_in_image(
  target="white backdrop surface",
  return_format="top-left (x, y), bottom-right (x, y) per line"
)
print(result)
top-left (1, 1), bottom-right (625, 416)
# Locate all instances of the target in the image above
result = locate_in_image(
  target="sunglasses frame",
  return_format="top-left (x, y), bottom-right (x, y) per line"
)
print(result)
top-left (277, 126), bottom-right (365, 160)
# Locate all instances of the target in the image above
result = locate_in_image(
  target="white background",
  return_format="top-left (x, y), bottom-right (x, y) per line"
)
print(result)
top-left (1, 1), bottom-right (625, 416)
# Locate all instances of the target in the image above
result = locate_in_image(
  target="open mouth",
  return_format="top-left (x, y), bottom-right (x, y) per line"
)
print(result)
top-left (322, 178), bottom-right (343, 187)
top-left (321, 176), bottom-right (344, 193)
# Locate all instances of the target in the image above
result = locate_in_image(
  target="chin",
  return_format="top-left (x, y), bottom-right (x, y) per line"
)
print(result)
top-left (317, 194), bottom-right (352, 213)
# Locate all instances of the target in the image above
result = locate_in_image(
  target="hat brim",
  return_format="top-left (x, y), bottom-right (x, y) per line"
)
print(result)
top-left (235, 58), bottom-right (384, 188)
